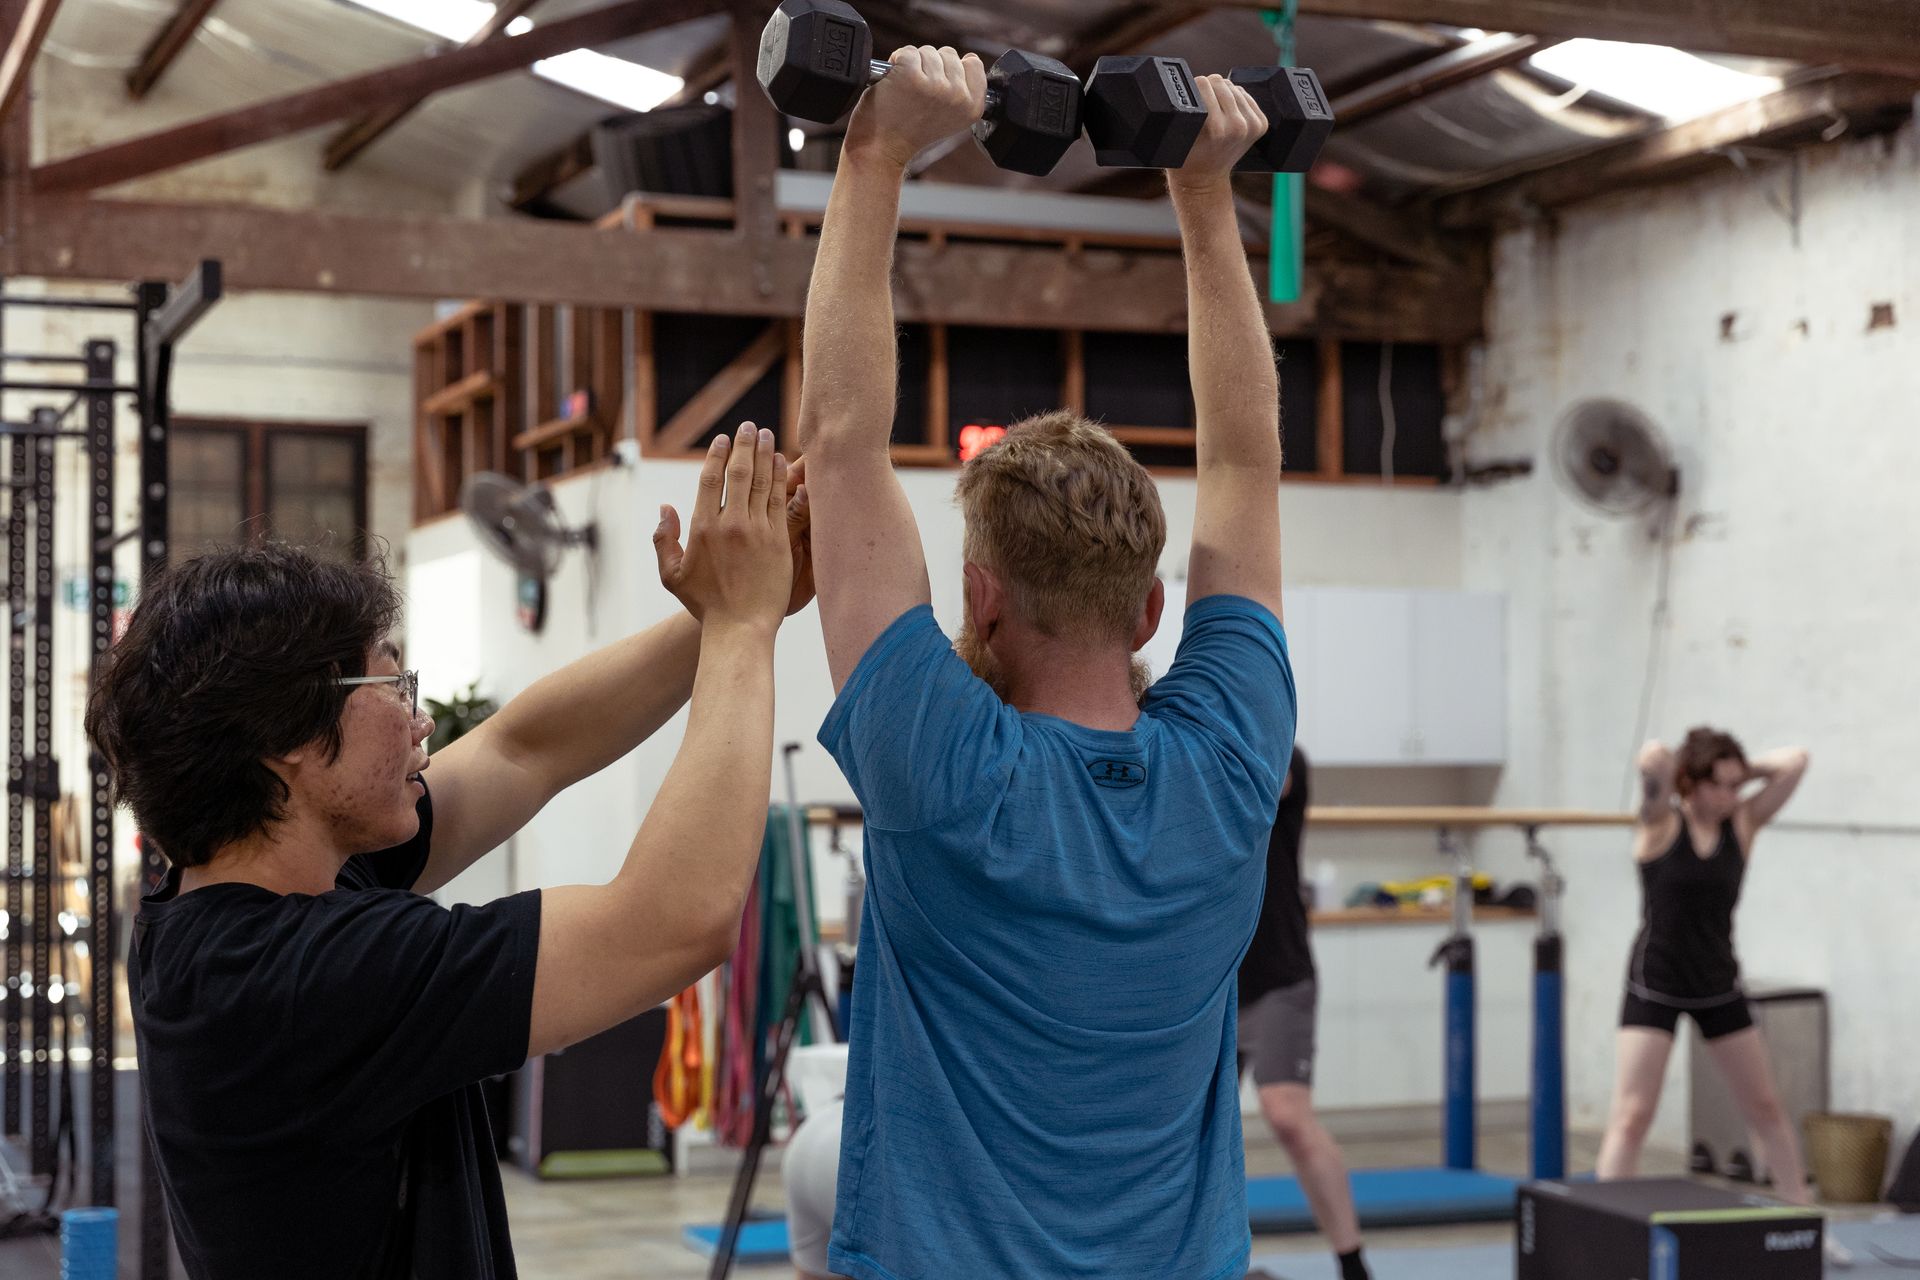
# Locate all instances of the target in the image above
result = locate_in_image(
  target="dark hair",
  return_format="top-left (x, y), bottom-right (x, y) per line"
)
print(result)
top-left (85, 543), bottom-right (402, 869)
top-left (1279, 745), bottom-right (1310, 819)
top-left (1674, 726), bottom-right (1746, 797)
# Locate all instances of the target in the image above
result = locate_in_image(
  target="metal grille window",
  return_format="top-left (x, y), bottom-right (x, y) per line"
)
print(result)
top-left (170, 420), bottom-right (369, 563)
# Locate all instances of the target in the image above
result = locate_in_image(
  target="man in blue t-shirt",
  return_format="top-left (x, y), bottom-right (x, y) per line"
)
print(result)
top-left (790, 46), bottom-right (1295, 1280)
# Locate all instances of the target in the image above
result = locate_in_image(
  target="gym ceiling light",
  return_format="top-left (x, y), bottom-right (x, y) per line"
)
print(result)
top-left (348, 0), bottom-right (686, 113)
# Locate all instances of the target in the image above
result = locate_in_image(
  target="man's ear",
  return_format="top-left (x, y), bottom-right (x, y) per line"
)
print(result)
top-left (964, 561), bottom-right (1006, 638)
top-left (1132, 576), bottom-right (1166, 652)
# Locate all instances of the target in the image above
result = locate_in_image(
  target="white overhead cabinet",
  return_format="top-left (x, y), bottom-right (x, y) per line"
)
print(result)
top-left (1151, 585), bottom-right (1506, 767)
top-left (1287, 587), bottom-right (1506, 766)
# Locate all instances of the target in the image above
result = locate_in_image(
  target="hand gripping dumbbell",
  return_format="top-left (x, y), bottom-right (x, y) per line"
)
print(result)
top-left (757, 0), bottom-right (1084, 176)
top-left (1081, 55), bottom-right (1334, 172)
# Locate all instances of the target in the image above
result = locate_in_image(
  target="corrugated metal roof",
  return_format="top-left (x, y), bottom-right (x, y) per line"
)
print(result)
top-left (36, 0), bottom-right (1799, 212)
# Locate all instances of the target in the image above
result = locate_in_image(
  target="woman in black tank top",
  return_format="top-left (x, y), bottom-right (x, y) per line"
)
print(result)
top-left (1596, 728), bottom-right (1822, 1213)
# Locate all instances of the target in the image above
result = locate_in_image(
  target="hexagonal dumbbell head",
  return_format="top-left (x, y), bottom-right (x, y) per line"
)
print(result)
top-left (972, 50), bottom-right (1085, 176)
top-left (1083, 55), bottom-right (1208, 169)
top-left (758, 0), bottom-right (875, 124)
top-left (1230, 65), bottom-right (1335, 173)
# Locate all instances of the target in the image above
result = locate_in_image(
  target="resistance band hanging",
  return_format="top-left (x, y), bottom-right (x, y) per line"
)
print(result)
top-left (1263, 3), bottom-right (1305, 304)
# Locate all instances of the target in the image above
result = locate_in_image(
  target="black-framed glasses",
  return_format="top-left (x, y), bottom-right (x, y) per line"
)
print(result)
top-left (334, 670), bottom-right (419, 718)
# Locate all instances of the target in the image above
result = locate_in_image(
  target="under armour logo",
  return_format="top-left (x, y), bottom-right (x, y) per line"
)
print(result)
top-left (1088, 760), bottom-right (1147, 789)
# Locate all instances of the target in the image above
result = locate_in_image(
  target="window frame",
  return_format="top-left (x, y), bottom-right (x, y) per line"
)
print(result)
top-left (171, 417), bottom-right (372, 562)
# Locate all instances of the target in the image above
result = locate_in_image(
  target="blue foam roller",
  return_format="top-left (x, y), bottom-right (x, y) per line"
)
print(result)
top-left (1248, 1167), bottom-right (1518, 1233)
top-left (59, 1207), bottom-right (118, 1280)
top-left (682, 1219), bottom-right (792, 1263)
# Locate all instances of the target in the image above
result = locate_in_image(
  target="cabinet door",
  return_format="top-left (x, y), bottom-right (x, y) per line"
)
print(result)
top-left (1304, 588), bottom-right (1415, 765)
top-left (1409, 590), bottom-right (1506, 763)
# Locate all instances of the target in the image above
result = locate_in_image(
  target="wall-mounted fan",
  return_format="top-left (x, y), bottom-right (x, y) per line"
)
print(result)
top-left (459, 473), bottom-right (597, 633)
top-left (1551, 399), bottom-right (1681, 521)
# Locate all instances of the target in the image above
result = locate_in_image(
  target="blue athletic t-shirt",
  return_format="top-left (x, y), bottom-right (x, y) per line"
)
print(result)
top-left (818, 595), bottom-right (1296, 1280)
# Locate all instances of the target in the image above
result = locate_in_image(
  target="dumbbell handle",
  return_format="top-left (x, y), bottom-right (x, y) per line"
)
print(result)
top-left (855, 57), bottom-right (1006, 116)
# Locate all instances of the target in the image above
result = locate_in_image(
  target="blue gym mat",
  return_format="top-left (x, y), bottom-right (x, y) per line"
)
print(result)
top-left (1249, 1167), bottom-right (1520, 1232)
top-left (681, 1220), bottom-right (792, 1263)
top-left (682, 1168), bottom-right (1523, 1263)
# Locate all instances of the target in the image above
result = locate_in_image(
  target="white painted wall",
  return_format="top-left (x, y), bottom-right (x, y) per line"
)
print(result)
top-left (1464, 122), bottom-right (1920, 1153)
top-left (407, 460), bottom-right (1546, 1110)
top-left (408, 462), bottom-right (1475, 894)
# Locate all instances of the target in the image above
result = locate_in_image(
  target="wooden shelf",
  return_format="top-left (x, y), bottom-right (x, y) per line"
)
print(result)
top-left (1108, 424), bottom-right (1198, 447)
top-left (513, 413), bottom-right (593, 453)
top-left (1310, 806), bottom-right (1634, 828)
top-left (421, 369), bottom-right (495, 416)
top-left (413, 299), bottom-right (492, 345)
top-left (1311, 905), bottom-right (1538, 927)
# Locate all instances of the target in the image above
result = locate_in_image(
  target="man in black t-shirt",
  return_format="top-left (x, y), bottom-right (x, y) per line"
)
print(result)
top-left (89, 426), bottom-right (807, 1279)
top-left (1237, 748), bottom-right (1371, 1280)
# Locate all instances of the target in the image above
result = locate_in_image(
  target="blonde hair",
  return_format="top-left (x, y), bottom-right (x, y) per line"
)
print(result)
top-left (954, 411), bottom-right (1166, 642)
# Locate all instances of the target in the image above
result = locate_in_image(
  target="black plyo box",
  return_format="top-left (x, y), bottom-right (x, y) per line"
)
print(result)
top-left (1517, 1178), bottom-right (1822, 1280)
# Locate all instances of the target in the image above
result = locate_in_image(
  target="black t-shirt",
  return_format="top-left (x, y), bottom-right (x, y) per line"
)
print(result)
top-left (128, 788), bottom-right (543, 1279)
top-left (1238, 748), bottom-right (1313, 1004)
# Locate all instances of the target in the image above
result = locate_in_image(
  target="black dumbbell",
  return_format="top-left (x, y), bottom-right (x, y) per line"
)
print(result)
top-left (1082, 56), bottom-right (1209, 169)
top-left (1230, 65), bottom-right (1334, 173)
top-left (757, 0), bottom-right (1083, 177)
top-left (1082, 55), bottom-right (1334, 172)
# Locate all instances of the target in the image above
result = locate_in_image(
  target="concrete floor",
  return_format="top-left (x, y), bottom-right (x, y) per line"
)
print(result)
top-left (498, 1122), bottom-right (1678, 1280)
top-left (0, 1109), bottom-right (1718, 1280)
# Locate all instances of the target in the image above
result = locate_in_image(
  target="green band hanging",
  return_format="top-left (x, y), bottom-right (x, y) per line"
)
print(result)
top-left (1263, 3), bottom-right (1304, 305)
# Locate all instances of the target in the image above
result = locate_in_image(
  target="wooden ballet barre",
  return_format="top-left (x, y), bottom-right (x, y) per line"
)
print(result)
top-left (1307, 807), bottom-right (1633, 828)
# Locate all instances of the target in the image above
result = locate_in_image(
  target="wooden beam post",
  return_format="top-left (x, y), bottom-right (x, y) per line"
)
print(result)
top-left (325, 0), bottom-right (544, 171)
top-left (654, 324), bottom-right (787, 453)
top-left (926, 323), bottom-right (950, 455)
top-left (730, 4), bottom-right (782, 296)
top-left (0, 0), bottom-right (58, 128)
top-left (33, 0), bottom-right (723, 193)
top-left (1315, 339), bottom-right (1342, 478)
top-left (126, 0), bottom-right (221, 99)
top-left (1061, 330), bottom-right (1086, 415)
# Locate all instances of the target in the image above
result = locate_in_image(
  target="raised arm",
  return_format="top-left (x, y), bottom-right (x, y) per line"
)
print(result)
top-left (526, 426), bottom-right (792, 1058)
top-left (1740, 746), bottom-right (1810, 835)
top-left (417, 461), bottom-right (813, 895)
top-left (1171, 77), bottom-right (1282, 620)
top-left (800, 46), bottom-right (985, 691)
top-left (1636, 739), bottom-right (1676, 826)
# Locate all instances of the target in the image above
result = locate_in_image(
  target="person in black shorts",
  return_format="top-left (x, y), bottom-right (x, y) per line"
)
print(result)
top-left (1238, 748), bottom-right (1370, 1280)
top-left (86, 427), bottom-right (810, 1280)
top-left (1597, 728), bottom-right (1821, 1209)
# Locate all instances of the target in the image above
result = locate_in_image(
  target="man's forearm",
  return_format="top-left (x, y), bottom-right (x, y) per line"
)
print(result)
top-left (615, 622), bottom-right (775, 905)
top-left (1172, 180), bottom-right (1281, 472)
top-left (798, 150), bottom-right (908, 455)
top-left (482, 611), bottom-right (702, 789)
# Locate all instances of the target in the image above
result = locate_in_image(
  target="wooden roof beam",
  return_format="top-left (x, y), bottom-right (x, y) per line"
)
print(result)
top-left (504, 28), bottom-right (734, 212)
top-left (323, 0), bottom-right (544, 172)
top-left (6, 192), bottom-right (1483, 341)
top-left (1434, 70), bottom-right (1919, 226)
top-left (1333, 31), bottom-right (1558, 125)
top-left (33, 0), bottom-right (723, 193)
top-left (1200, 0), bottom-right (1920, 78)
top-left (0, 0), bottom-right (59, 127)
top-left (126, 0), bottom-right (220, 99)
